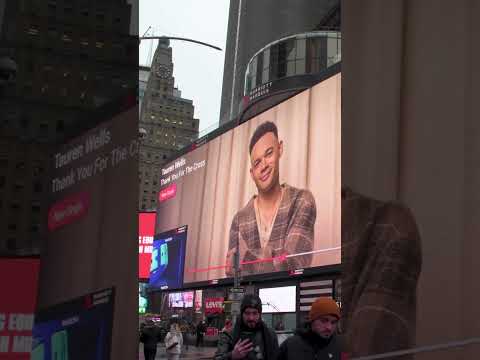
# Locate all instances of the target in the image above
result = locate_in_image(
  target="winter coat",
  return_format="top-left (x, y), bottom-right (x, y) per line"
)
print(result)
top-left (277, 327), bottom-right (343, 360)
top-left (140, 325), bottom-right (161, 350)
top-left (164, 331), bottom-right (183, 355)
top-left (214, 318), bottom-right (278, 360)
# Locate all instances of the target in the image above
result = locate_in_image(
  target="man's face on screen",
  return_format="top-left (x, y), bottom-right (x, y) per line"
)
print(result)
top-left (250, 132), bottom-right (283, 193)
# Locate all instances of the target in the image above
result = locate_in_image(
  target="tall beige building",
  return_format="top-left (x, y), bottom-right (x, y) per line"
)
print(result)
top-left (139, 39), bottom-right (199, 210)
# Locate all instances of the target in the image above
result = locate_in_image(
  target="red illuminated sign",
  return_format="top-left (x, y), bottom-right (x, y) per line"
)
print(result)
top-left (48, 191), bottom-right (90, 231)
top-left (0, 258), bottom-right (40, 358)
top-left (204, 297), bottom-right (224, 315)
top-left (139, 212), bottom-right (156, 279)
top-left (158, 183), bottom-right (177, 202)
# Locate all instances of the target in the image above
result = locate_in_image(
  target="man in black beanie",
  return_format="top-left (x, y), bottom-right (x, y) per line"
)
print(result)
top-left (214, 294), bottom-right (279, 360)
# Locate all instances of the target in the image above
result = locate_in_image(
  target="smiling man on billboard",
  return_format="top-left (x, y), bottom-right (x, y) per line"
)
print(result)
top-left (225, 121), bottom-right (316, 276)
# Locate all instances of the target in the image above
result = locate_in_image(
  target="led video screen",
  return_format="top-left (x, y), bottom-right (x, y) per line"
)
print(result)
top-left (259, 286), bottom-right (296, 313)
top-left (168, 291), bottom-right (193, 308)
top-left (0, 258), bottom-right (40, 359)
top-left (31, 288), bottom-right (115, 360)
top-left (139, 212), bottom-right (156, 280)
top-left (138, 283), bottom-right (148, 314)
top-left (156, 72), bottom-right (341, 284)
top-left (148, 226), bottom-right (188, 290)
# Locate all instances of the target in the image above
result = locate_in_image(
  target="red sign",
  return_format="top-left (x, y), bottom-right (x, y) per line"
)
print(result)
top-left (0, 258), bottom-right (40, 359)
top-left (158, 183), bottom-right (177, 202)
top-left (139, 212), bottom-right (156, 279)
top-left (205, 327), bottom-right (219, 336)
top-left (48, 191), bottom-right (90, 231)
top-left (204, 297), bottom-right (224, 315)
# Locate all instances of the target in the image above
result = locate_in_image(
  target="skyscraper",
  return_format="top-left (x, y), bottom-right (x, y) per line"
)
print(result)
top-left (0, 0), bottom-right (137, 255)
top-left (219, 0), bottom-right (340, 124)
top-left (139, 39), bottom-right (199, 210)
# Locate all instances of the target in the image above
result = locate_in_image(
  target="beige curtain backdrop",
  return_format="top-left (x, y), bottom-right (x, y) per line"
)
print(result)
top-left (156, 73), bottom-right (341, 283)
top-left (343, 1), bottom-right (480, 359)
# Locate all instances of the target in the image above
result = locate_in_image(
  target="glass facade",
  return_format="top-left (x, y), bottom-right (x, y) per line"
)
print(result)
top-left (244, 31), bottom-right (341, 96)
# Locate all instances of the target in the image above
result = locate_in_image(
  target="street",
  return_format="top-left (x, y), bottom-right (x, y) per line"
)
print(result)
top-left (138, 343), bottom-right (216, 359)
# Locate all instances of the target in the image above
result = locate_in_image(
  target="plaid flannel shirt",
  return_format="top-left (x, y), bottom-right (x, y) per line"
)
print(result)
top-left (226, 184), bottom-right (316, 276)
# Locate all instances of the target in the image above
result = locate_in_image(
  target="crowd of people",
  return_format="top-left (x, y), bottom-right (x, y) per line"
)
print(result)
top-left (140, 294), bottom-right (342, 360)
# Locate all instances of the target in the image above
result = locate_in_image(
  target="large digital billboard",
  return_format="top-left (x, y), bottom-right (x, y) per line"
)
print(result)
top-left (156, 72), bottom-right (341, 285)
top-left (0, 258), bottom-right (40, 359)
top-left (139, 212), bottom-right (156, 280)
top-left (32, 288), bottom-right (115, 360)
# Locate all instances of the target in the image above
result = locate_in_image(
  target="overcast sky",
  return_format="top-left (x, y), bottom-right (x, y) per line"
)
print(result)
top-left (139, 0), bottom-right (230, 134)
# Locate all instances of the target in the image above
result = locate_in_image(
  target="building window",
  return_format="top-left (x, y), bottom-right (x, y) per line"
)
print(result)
top-left (14, 182), bottom-right (24, 192)
top-left (6, 238), bottom-right (16, 251)
top-left (10, 202), bottom-right (20, 211)
top-left (33, 182), bottom-right (42, 193)
top-left (8, 224), bottom-right (17, 231)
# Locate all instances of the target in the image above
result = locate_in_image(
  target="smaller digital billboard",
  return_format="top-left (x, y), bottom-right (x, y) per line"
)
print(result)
top-left (259, 286), bottom-right (296, 313)
top-left (139, 212), bottom-right (156, 280)
top-left (138, 283), bottom-right (148, 314)
top-left (32, 288), bottom-right (115, 360)
top-left (148, 226), bottom-right (187, 290)
top-left (194, 290), bottom-right (203, 312)
top-left (168, 292), bottom-right (193, 308)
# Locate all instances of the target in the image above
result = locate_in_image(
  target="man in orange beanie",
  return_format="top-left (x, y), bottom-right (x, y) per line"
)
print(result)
top-left (277, 297), bottom-right (343, 360)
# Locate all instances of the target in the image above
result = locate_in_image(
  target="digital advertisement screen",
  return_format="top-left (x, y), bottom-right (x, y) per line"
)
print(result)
top-left (39, 107), bottom-right (138, 359)
top-left (139, 212), bottom-right (156, 280)
top-left (0, 258), bottom-right (40, 359)
top-left (32, 288), bottom-right (115, 360)
top-left (168, 292), bottom-right (193, 308)
top-left (148, 226), bottom-right (188, 290)
top-left (259, 286), bottom-right (296, 313)
top-left (156, 72), bottom-right (341, 284)
top-left (194, 290), bottom-right (203, 312)
top-left (138, 283), bottom-right (148, 314)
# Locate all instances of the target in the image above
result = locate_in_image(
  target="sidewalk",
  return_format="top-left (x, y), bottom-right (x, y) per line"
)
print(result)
top-left (138, 344), bottom-right (217, 359)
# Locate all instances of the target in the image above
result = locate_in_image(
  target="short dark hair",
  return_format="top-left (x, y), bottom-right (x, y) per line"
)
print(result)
top-left (249, 121), bottom-right (278, 154)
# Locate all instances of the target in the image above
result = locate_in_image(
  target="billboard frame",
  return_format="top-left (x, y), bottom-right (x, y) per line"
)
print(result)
top-left (152, 64), bottom-right (341, 293)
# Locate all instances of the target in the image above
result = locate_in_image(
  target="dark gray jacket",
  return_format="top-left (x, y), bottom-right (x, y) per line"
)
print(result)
top-left (214, 320), bottom-right (278, 360)
top-left (277, 327), bottom-right (343, 360)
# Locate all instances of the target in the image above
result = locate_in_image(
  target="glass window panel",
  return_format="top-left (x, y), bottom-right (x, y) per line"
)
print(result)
top-left (255, 55), bottom-right (263, 87)
top-left (296, 38), bottom-right (306, 60)
top-left (262, 68), bottom-right (269, 83)
top-left (287, 60), bottom-right (296, 76)
top-left (296, 58), bottom-right (306, 74)
top-left (286, 39), bottom-right (296, 61)
top-left (263, 48), bottom-right (270, 70)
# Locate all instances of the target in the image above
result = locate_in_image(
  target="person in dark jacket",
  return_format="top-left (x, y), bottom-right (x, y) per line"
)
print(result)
top-left (196, 320), bottom-right (206, 347)
top-left (215, 294), bottom-right (279, 360)
top-left (140, 319), bottom-right (161, 360)
top-left (277, 297), bottom-right (343, 360)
